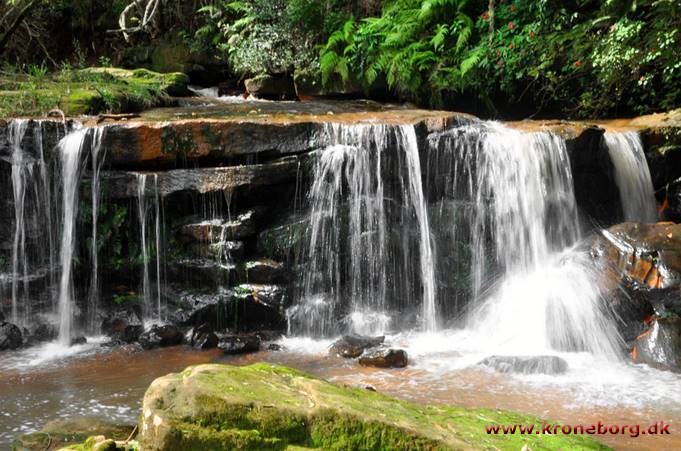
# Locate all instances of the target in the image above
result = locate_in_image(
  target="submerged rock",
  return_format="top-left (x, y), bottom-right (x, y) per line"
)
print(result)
top-left (478, 355), bottom-right (569, 375)
top-left (139, 363), bottom-right (606, 450)
top-left (13, 417), bottom-right (134, 451)
top-left (359, 348), bottom-right (408, 368)
top-left (329, 334), bottom-right (385, 358)
top-left (218, 334), bottom-right (261, 355)
top-left (0, 321), bottom-right (22, 350)
top-left (632, 316), bottom-right (681, 372)
top-left (139, 325), bottom-right (184, 350)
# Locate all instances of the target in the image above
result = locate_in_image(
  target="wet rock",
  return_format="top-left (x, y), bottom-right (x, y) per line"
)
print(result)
top-left (478, 355), bottom-right (569, 375)
top-left (186, 239), bottom-right (244, 261)
top-left (190, 324), bottom-right (219, 350)
top-left (71, 336), bottom-right (87, 346)
top-left (122, 325), bottom-right (144, 343)
top-left (31, 323), bottom-right (57, 343)
top-left (267, 343), bottom-right (282, 351)
top-left (359, 348), bottom-right (408, 368)
top-left (103, 156), bottom-right (304, 198)
top-left (218, 334), bottom-right (261, 355)
top-left (101, 310), bottom-right (143, 339)
top-left (245, 74), bottom-right (297, 100)
top-left (329, 334), bottom-right (385, 358)
top-left (169, 285), bottom-right (286, 332)
top-left (180, 209), bottom-right (265, 242)
top-left (632, 316), bottom-right (681, 371)
top-left (257, 214), bottom-right (308, 260)
top-left (0, 321), bottom-right (22, 350)
top-left (594, 222), bottom-right (681, 290)
top-left (139, 325), bottom-right (184, 350)
top-left (245, 259), bottom-right (286, 284)
top-left (168, 258), bottom-right (237, 287)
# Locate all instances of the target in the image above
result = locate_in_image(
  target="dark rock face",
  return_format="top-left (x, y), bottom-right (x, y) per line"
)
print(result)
top-left (329, 334), bottom-right (385, 358)
top-left (0, 322), bottom-right (23, 350)
top-left (218, 334), bottom-right (261, 354)
top-left (478, 355), bottom-right (569, 375)
top-left (245, 74), bottom-right (297, 100)
top-left (70, 336), bottom-right (87, 346)
top-left (122, 325), bottom-right (144, 343)
top-left (359, 348), bottom-right (408, 368)
top-left (567, 126), bottom-right (622, 226)
top-left (32, 323), bottom-right (57, 343)
top-left (632, 316), bottom-right (681, 372)
top-left (139, 325), bottom-right (184, 350)
top-left (245, 260), bottom-right (286, 284)
top-left (101, 311), bottom-right (143, 342)
top-left (189, 324), bottom-right (219, 350)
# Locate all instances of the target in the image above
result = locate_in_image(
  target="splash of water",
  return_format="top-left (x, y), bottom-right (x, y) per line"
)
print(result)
top-left (291, 124), bottom-right (436, 336)
top-left (57, 127), bottom-right (89, 345)
top-left (428, 123), bottom-right (622, 356)
top-left (604, 131), bottom-right (657, 222)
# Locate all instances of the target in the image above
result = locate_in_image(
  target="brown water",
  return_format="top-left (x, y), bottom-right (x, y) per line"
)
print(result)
top-left (2, 341), bottom-right (681, 450)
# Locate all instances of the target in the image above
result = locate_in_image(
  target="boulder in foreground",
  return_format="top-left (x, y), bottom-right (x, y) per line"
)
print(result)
top-left (139, 363), bottom-right (607, 450)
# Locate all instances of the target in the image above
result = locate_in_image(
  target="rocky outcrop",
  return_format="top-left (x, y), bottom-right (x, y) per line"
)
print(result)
top-left (138, 363), bottom-right (606, 450)
top-left (632, 316), bottom-right (681, 372)
top-left (478, 355), bottom-right (569, 375)
top-left (245, 74), bottom-right (297, 100)
top-left (139, 325), bottom-right (184, 350)
top-left (0, 321), bottom-right (23, 350)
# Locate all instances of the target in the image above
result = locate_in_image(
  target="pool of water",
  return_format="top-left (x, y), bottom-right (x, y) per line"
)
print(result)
top-left (1, 333), bottom-right (681, 450)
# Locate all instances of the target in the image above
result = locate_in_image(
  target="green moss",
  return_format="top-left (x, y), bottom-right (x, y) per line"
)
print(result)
top-left (0, 67), bottom-right (188, 118)
top-left (140, 363), bottom-right (609, 451)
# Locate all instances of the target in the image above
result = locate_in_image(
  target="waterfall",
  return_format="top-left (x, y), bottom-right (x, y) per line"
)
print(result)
top-left (136, 173), bottom-right (163, 323)
top-left (57, 127), bottom-right (89, 345)
top-left (604, 131), bottom-right (657, 222)
top-left (87, 128), bottom-right (105, 333)
top-left (8, 120), bottom-right (30, 325)
top-left (428, 123), bottom-right (622, 356)
top-left (290, 124), bottom-right (435, 336)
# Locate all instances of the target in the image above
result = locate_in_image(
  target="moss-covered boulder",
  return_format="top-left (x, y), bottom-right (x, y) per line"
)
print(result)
top-left (139, 363), bottom-right (608, 450)
top-left (0, 67), bottom-right (189, 117)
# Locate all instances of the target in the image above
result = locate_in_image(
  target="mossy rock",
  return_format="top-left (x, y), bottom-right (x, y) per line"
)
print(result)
top-left (12, 417), bottom-right (134, 451)
top-left (139, 363), bottom-right (609, 450)
top-left (0, 67), bottom-right (189, 117)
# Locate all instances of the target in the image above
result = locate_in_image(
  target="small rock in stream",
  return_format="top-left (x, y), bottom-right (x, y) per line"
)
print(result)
top-left (359, 348), bottom-right (409, 368)
top-left (70, 336), bottom-right (87, 346)
top-left (0, 322), bottom-right (23, 350)
top-left (139, 325), bottom-right (184, 350)
top-left (329, 334), bottom-right (385, 358)
top-left (218, 334), bottom-right (261, 355)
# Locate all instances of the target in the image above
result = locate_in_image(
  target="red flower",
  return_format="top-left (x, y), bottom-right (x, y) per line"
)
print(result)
top-left (574, 60), bottom-right (582, 68)
top-left (508, 22), bottom-right (514, 30)
top-left (510, 5), bottom-right (516, 12)
top-left (496, 59), bottom-right (503, 66)
top-left (508, 43), bottom-right (514, 49)
top-left (481, 11), bottom-right (490, 20)
top-left (529, 31), bottom-right (535, 38)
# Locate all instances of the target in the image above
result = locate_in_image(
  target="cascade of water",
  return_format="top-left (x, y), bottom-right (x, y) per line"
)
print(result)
top-left (428, 123), bottom-right (622, 356)
top-left (290, 124), bottom-right (436, 336)
top-left (57, 127), bottom-right (89, 345)
top-left (136, 174), bottom-right (152, 321)
top-left (87, 128), bottom-right (105, 333)
top-left (8, 120), bottom-right (30, 325)
top-left (136, 173), bottom-right (163, 323)
top-left (34, 122), bottom-right (57, 300)
top-left (604, 131), bottom-right (657, 222)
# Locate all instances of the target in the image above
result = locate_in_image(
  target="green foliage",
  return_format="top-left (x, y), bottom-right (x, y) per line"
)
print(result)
top-left (319, 0), bottom-right (681, 117)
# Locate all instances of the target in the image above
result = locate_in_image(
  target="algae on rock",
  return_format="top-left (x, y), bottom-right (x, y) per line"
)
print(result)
top-left (139, 363), bottom-right (609, 450)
